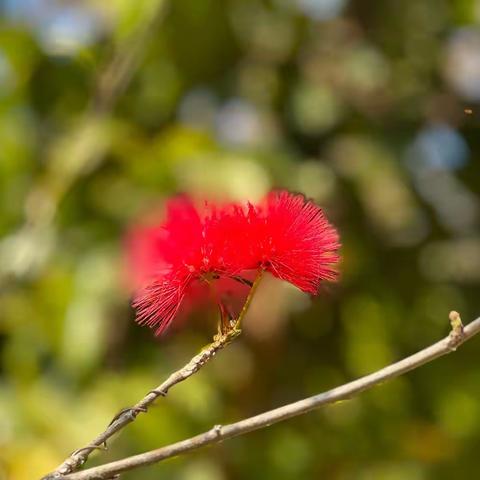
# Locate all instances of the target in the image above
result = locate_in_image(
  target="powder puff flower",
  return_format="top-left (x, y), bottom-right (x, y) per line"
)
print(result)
top-left (245, 191), bottom-right (340, 294)
top-left (125, 191), bottom-right (340, 336)
top-left (127, 197), bottom-right (250, 335)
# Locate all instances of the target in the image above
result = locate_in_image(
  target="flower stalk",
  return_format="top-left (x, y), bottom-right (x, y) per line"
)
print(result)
top-left (42, 271), bottom-right (263, 479)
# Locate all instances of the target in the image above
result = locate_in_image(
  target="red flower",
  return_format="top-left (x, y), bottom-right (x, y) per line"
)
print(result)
top-left (128, 197), bottom-right (249, 334)
top-left (125, 191), bottom-right (340, 335)
top-left (246, 191), bottom-right (340, 294)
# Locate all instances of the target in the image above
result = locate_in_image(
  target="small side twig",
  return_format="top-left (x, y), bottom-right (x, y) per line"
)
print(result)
top-left (0, 0), bottom-right (169, 284)
top-left (61, 312), bottom-right (480, 480)
top-left (448, 310), bottom-right (464, 349)
top-left (42, 271), bottom-right (263, 479)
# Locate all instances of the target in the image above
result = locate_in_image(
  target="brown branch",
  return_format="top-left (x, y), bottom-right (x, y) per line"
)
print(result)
top-left (42, 272), bottom-right (263, 479)
top-left (62, 312), bottom-right (480, 480)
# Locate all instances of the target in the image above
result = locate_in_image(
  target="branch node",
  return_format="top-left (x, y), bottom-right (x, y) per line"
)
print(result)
top-left (109, 405), bottom-right (146, 426)
top-left (71, 443), bottom-right (108, 457)
top-left (149, 388), bottom-right (168, 398)
top-left (211, 424), bottom-right (223, 438)
top-left (40, 473), bottom-right (64, 480)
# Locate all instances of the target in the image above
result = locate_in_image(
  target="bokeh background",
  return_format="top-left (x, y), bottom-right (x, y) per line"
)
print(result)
top-left (1, 0), bottom-right (480, 479)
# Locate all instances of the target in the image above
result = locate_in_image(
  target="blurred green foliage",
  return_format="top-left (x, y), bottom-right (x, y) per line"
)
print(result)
top-left (1, 0), bottom-right (480, 479)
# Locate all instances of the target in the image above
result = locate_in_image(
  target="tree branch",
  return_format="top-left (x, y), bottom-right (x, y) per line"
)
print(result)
top-left (42, 272), bottom-right (263, 479)
top-left (61, 312), bottom-right (480, 480)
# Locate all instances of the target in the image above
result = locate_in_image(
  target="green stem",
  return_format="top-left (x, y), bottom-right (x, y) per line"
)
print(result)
top-left (233, 269), bottom-right (263, 329)
top-left (207, 269), bottom-right (263, 347)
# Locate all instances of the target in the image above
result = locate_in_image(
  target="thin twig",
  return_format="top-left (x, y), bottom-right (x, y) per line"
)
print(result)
top-left (0, 0), bottom-right (169, 283)
top-left (62, 312), bottom-right (480, 480)
top-left (89, 0), bottom-right (169, 115)
top-left (42, 272), bottom-right (263, 479)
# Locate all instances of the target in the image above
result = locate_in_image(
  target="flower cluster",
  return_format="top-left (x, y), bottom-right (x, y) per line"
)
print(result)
top-left (126, 191), bottom-right (341, 335)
